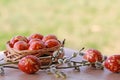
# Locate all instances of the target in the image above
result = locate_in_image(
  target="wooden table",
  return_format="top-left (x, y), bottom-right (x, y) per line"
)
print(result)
top-left (0, 48), bottom-right (120, 80)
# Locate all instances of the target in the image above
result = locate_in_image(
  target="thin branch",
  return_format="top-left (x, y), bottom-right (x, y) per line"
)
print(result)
top-left (0, 61), bottom-right (18, 66)
top-left (3, 66), bottom-right (18, 69)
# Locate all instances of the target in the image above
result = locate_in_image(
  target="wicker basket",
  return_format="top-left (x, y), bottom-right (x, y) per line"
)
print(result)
top-left (4, 41), bottom-right (64, 66)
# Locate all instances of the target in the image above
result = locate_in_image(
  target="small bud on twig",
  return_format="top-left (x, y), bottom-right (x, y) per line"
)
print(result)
top-left (58, 59), bottom-right (63, 64)
top-left (72, 52), bottom-right (77, 58)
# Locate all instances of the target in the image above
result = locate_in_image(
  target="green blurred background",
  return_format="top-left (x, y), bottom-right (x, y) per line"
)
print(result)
top-left (0, 0), bottom-right (120, 56)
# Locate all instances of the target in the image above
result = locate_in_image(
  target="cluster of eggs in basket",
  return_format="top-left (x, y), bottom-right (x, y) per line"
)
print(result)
top-left (9, 33), bottom-right (60, 50)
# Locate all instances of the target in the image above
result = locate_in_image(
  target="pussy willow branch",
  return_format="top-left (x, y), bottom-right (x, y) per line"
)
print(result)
top-left (2, 61), bottom-right (90, 70)
top-left (0, 61), bottom-right (18, 66)
top-left (3, 66), bottom-right (18, 69)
